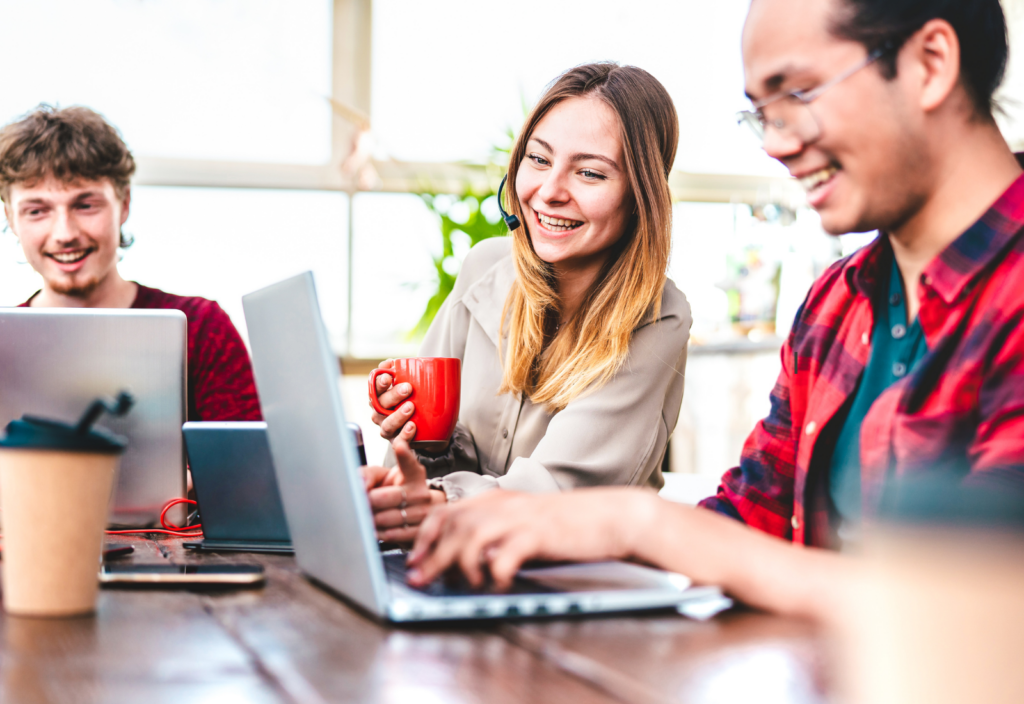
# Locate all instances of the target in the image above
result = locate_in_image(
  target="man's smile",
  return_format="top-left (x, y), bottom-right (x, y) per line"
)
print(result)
top-left (798, 164), bottom-right (840, 193)
top-left (791, 162), bottom-right (842, 209)
top-left (45, 247), bottom-right (95, 265)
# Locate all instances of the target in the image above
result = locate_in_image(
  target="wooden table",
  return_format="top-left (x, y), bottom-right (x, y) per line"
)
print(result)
top-left (0, 537), bottom-right (832, 703)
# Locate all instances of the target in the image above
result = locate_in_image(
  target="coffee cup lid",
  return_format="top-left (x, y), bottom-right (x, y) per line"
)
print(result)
top-left (0, 416), bottom-right (127, 453)
top-left (0, 392), bottom-right (133, 454)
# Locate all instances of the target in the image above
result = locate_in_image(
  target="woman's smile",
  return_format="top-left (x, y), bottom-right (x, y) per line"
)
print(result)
top-left (536, 210), bottom-right (584, 232)
top-left (534, 209), bottom-right (584, 236)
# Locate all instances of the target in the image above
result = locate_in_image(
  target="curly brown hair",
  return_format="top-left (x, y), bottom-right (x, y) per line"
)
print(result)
top-left (0, 105), bottom-right (136, 246)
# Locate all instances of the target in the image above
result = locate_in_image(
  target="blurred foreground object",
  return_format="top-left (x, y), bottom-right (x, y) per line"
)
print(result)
top-left (0, 393), bottom-right (132, 616)
top-left (839, 479), bottom-right (1024, 704)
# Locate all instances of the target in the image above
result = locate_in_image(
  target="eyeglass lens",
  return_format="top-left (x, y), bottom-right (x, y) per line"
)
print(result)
top-left (745, 96), bottom-right (821, 146)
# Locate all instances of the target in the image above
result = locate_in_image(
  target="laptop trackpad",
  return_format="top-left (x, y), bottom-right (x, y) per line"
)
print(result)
top-left (517, 561), bottom-right (691, 592)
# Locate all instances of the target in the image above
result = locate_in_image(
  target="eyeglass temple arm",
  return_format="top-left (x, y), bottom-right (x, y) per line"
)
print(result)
top-left (751, 42), bottom-right (892, 111)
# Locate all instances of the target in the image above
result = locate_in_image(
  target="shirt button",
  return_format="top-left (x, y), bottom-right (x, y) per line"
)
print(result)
top-left (893, 362), bottom-right (907, 377)
top-left (805, 421), bottom-right (816, 436)
top-left (861, 332), bottom-right (869, 345)
top-left (791, 515), bottom-right (800, 530)
top-left (891, 324), bottom-right (906, 339)
top-left (502, 429), bottom-right (508, 439)
top-left (890, 292), bottom-right (901, 306)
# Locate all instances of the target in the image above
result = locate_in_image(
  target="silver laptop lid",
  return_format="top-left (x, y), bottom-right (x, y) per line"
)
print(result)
top-left (0, 308), bottom-right (186, 526)
top-left (242, 272), bottom-right (389, 616)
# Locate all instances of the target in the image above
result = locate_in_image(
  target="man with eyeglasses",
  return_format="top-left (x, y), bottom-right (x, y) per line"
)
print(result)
top-left (706, 0), bottom-right (1023, 546)
top-left (399, 0), bottom-right (1024, 618)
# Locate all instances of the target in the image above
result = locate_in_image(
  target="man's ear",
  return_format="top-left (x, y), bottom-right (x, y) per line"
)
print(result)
top-left (908, 18), bottom-right (962, 114)
top-left (120, 186), bottom-right (131, 225)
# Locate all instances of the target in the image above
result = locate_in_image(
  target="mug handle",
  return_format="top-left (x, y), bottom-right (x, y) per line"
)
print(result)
top-left (368, 368), bottom-right (400, 416)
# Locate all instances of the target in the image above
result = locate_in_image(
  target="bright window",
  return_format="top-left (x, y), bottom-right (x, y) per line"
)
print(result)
top-left (348, 193), bottom-right (441, 359)
top-left (1, 188), bottom-right (350, 349)
top-left (371, 0), bottom-right (786, 177)
top-left (0, 0), bottom-right (333, 164)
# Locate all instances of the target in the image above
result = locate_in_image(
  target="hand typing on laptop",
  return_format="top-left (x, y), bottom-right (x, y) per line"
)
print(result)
top-left (405, 486), bottom-right (850, 620)
top-left (362, 435), bottom-right (445, 545)
top-left (405, 487), bottom-right (651, 591)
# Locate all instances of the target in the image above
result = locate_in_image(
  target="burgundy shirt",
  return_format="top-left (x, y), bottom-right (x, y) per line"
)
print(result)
top-left (21, 284), bottom-right (262, 422)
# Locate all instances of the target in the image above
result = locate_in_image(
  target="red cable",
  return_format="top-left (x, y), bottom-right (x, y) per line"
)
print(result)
top-left (104, 498), bottom-right (203, 537)
top-left (159, 497), bottom-right (201, 531)
top-left (105, 528), bottom-right (205, 537)
top-left (0, 498), bottom-right (204, 545)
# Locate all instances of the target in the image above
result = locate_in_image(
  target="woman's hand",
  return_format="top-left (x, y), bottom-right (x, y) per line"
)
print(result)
top-left (368, 359), bottom-right (416, 441)
top-left (362, 434), bottom-right (446, 545)
top-left (406, 487), bottom-right (658, 590)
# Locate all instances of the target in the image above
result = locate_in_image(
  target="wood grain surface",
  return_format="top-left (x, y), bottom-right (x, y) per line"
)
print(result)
top-left (0, 537), bottom-right (830, 704)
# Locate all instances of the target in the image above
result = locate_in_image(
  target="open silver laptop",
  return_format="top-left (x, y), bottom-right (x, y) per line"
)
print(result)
top-left (0, 308), bottom-right (186, 526)
top-left (243, 272), bottom-right (723, 622)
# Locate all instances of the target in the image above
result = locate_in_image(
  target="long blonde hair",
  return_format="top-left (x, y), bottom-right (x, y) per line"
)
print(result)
top-left (499, 63), bottom-right (678, 412)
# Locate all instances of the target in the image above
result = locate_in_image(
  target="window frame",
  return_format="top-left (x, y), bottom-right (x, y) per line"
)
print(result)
top-left (129, 0), bottom-right (803, 362)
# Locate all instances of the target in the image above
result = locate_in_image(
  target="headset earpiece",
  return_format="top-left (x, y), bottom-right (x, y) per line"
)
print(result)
top-left (497, 174), bottom-right (521, 231)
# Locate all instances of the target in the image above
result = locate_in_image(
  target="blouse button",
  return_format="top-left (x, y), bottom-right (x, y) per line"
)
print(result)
top-left (893, 362), bottom-right (907, 377)
top-left (791, 514), bottom-right (800, 530)
top-left (502, 428), bottom-right (508, 439)
top-left (861, 332), bottom-right (869, 345)
top-left (805, 421), bottom-right (817, 436)
top-left (891, 324), bottom-right (906, 339)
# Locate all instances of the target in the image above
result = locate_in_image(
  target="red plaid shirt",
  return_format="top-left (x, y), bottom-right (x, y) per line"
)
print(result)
top-left (699, 174), bottom-right (1024, 546)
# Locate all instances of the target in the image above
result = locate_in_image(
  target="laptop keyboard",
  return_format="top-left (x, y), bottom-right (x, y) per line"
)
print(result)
top-left (382, 552), bottom-right (555, 597)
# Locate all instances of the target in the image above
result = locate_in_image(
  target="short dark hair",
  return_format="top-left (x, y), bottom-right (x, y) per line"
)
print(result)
top-left (0, 105), bottom-right (136, 247)
top-left (830, 0), bottom-right (1009, 118)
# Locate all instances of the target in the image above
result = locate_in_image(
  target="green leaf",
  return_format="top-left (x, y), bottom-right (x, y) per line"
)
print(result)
top-left (409, 108), bottom-right (527, 341)
top-left (409, 188), bottom-right (510, 340)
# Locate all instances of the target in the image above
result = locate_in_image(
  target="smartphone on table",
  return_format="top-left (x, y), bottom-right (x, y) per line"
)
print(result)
top-left (100, 563), bottom-right (265, 586)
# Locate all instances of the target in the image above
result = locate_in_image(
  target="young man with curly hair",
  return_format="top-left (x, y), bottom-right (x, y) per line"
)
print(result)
top-left (0, 105), bottom-right (261, 421)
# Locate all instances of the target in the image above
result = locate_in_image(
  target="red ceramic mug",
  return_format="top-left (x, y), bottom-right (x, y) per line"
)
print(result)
top-left (368, 357), bottom-right (461, 448)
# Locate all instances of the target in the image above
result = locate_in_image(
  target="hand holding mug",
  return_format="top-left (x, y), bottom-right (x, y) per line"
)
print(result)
top-left (368, 357), bottom-right (461, 451)
top-left (367, 359), bottom-right (415, 441)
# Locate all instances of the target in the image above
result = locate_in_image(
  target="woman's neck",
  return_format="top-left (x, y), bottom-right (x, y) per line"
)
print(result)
top-left (552, 254), bottom-right (608, 323)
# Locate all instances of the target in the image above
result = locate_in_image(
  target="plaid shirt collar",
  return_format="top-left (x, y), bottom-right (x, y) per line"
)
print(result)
top-left (839, 173), bottom-right (1024, 304)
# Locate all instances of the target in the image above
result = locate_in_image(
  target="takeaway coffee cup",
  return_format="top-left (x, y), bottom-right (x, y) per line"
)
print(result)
top-left (369, 358), bottom-right (461, 448)
top-left (0, 393), bottom-right (133, 617)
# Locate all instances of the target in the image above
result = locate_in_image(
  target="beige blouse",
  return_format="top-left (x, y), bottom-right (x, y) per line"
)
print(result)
top-left (396, 237), bottom-right (691, 501)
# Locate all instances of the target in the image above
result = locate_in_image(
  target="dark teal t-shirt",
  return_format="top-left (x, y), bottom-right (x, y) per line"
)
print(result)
top-left (828, 255), bottom-right (929, 523)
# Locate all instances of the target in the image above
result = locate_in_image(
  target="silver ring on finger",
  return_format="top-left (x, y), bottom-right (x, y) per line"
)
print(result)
top-left (399, 486), bottom-right (408, 509)
top-left (400, 508), bottom-right (409, 527)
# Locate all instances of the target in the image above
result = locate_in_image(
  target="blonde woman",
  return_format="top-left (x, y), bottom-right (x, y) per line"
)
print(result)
top-left (364, 63), bottom-right (691, 543)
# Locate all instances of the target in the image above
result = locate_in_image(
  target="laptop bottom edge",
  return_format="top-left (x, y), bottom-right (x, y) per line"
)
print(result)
top-left (385, 585), bottom-right (728, 623)
top-left (182, 540), bottom-right (294, 555)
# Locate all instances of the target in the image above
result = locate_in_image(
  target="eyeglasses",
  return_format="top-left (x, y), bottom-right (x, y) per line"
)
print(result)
top-left (736, 46), bottom-right (888, 146)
